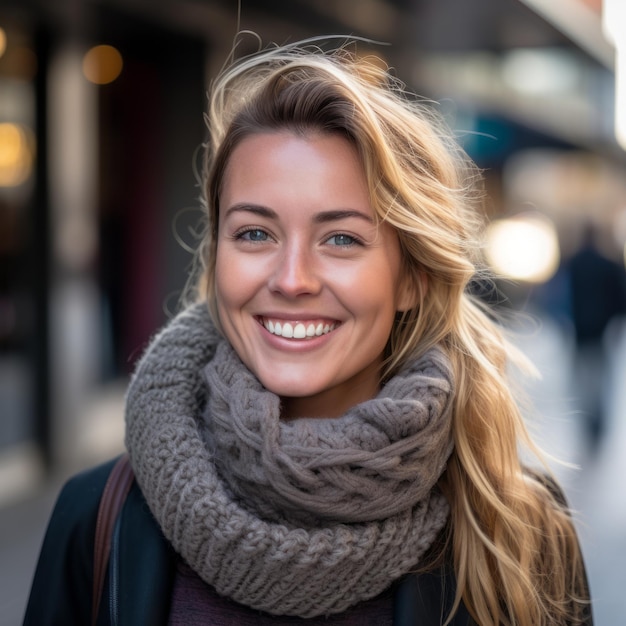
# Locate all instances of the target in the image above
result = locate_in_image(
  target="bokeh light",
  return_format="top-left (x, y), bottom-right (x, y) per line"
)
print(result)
top-left (0, 123), bottom-right (35, 187)
top-left (0, 27), bottom-right (7, 59)
top-left (82, 44), bottom-right (123, 85)
top-left (485, 213), bottom-right (560, 283)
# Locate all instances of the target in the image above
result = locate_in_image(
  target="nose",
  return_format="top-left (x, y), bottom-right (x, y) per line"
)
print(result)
top-left (268, 242), bottom-right (321, 297)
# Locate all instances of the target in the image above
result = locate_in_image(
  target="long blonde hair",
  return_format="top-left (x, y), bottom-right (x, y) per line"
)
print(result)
top-left (195, 38), bottom-right (589, 625)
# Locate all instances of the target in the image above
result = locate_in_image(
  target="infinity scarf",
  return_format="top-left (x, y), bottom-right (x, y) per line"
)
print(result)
top-left (125, 303), bottom-right (455, 618)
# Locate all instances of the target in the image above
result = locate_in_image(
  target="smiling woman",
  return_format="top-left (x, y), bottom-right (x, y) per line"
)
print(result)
top-left (24, 37), bottom-right (592, 626)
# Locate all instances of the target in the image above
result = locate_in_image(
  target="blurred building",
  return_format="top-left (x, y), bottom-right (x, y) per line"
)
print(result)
top-left (0, 0), bottom-right (624, 495)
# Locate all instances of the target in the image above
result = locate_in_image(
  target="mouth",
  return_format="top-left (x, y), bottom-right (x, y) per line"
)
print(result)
top-left (257, 316), bottom-right (340, 340)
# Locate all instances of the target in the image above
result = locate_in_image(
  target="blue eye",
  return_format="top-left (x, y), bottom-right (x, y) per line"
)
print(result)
top-left (239, 228), bottom-right (269, 242)
top-left (327, 233), bottom-right (358, 246)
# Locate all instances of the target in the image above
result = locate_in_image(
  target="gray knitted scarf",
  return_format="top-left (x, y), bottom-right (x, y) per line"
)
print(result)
top-left (125, 303), bottom-right (455, 618)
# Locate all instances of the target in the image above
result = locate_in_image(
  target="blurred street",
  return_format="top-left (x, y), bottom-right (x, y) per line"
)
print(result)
top-left (0, 0), bottom-right (624, 624)
top-left (516, 312), bottom-right (626, 626)
top-left (0, 312), bottom-right (624, 625)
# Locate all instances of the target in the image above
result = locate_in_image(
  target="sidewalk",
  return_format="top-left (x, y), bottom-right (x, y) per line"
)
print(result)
top-left (514, 314), bottom-right (626, 626)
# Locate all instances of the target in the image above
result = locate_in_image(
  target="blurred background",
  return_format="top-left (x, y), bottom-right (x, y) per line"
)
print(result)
top-left (0, 0), bottom-right (625, 623)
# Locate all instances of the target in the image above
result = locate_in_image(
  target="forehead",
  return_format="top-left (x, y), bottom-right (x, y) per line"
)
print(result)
top-left (223, 130), bottom-right (362, 174)
top-left (219, 131), bottom-right (372, 210)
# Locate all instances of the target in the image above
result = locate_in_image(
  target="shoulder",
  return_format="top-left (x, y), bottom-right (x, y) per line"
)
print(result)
top-left (394, 563), bottom-right (474, 626)
top-left (51, 455), bottom-right (172, 571)
top-left (25, 456), bottom-right (176, 626)
top-left (523, 467), bottom-right (571, 510)
top-left (23, 458), bottom-right (122, 625)
top-left (56, 457), bottom-right (120, 519)
top-left (39, 457), bottom-right (123, 567)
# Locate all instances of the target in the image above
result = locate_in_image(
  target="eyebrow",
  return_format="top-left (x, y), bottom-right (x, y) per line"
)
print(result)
top-left (313, 209), bottom-right (374, 225)
top-left (223, 204), bottom-right (277, 220)
top-left (223, 203), bottom-right (375, 224)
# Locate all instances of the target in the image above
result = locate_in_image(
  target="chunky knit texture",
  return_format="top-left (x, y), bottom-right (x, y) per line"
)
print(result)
top-left (125, 303), bottom-right (455, 618)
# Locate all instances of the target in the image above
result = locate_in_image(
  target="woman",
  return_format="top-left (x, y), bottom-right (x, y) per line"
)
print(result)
top-left (24, 39), bottom-right (591, 625)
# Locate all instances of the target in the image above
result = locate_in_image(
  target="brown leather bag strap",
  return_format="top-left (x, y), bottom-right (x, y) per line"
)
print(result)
top-left (91, 454), bottom-right (135, 626)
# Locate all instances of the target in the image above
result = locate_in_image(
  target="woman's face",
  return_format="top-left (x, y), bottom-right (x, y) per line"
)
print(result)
top-left (215, 131), bottom-right (415, 419)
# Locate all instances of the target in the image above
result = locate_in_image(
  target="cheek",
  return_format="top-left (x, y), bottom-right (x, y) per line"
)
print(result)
top-left (346, 273), bottom-right (401, 341)
top-left (214, 250), bottom-right (264, 333)
top-left (214, 254), bottom-right (229, 304)
top-left (214, 271), bottom-right (247, 351)
top-left (214, 253), bottom-right (242, 322)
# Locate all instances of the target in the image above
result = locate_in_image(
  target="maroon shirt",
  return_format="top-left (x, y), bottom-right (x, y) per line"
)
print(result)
top-left (168, 559), bottom-right (394, 625)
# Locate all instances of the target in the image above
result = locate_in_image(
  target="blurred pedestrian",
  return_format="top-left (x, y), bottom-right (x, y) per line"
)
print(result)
top-left (24, 37), bottom-right (591, 626)
top-left (568, 223), bottom-right (626, 450)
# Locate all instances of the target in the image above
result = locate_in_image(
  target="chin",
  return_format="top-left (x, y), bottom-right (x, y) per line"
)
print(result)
top-left (261, 380), bottom-right (322, 399)
top-left (255, 371), bottom-right (321, 397)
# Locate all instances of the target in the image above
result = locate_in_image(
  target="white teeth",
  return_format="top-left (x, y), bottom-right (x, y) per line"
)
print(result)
top-left (263, 318), bottom-right (336, 339)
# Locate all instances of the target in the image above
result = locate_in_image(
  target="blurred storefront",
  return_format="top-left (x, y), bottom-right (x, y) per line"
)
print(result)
top-left (0, 0), bottom-right (623, 496)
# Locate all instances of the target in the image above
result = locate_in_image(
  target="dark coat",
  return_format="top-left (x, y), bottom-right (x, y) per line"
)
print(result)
top-left (23, 458), bottom-right (588, 625)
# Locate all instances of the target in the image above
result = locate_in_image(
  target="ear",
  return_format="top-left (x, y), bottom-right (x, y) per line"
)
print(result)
top-left (396, 268), bottom-right (427, 313)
